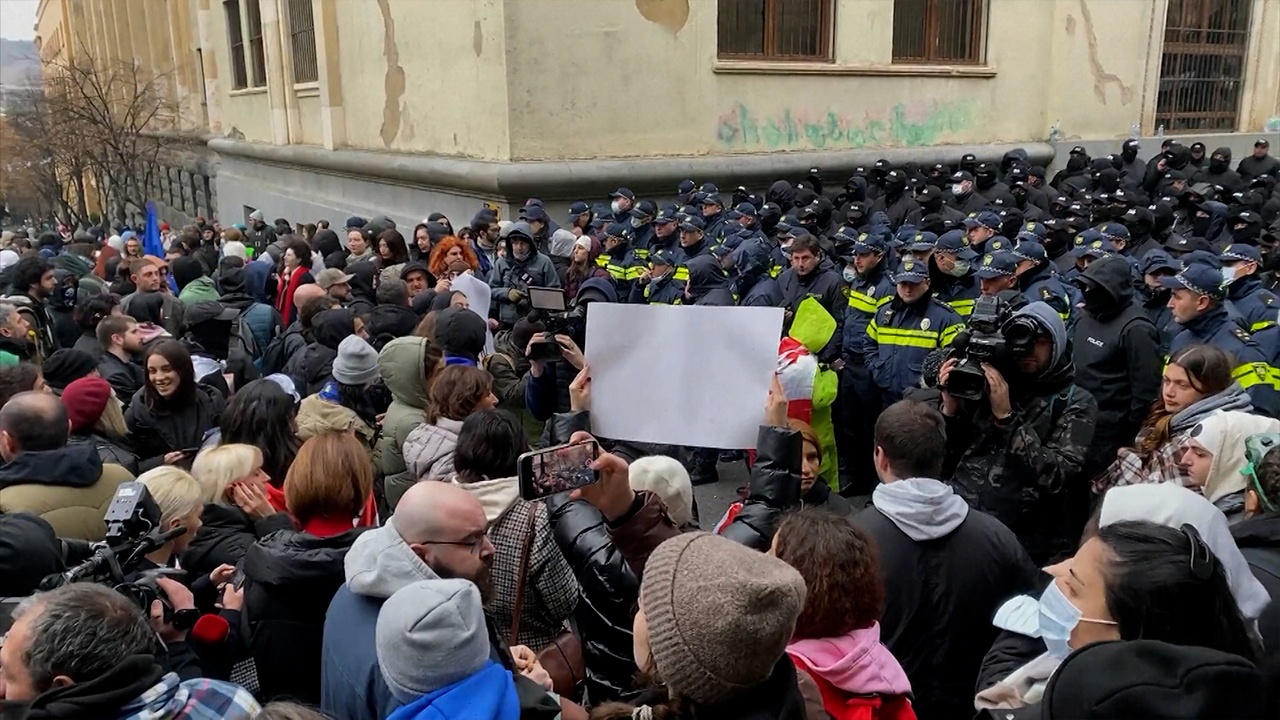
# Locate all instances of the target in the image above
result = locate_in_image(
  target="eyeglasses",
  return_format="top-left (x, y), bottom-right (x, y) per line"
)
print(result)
top-left (424, 534), bottom-right (488, 556)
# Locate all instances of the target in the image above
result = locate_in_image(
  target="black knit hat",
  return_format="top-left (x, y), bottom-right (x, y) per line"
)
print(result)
top-left (41, 349), bottom-right (99, 391)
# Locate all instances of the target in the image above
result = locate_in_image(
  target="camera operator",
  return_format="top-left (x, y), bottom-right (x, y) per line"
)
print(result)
top-left (524, 280), bottom-right (611, 422)
top-left (0, 513), bottom-right (79, 598)
top-left (0, 583), bottom-right (258, 717)
top-left (939, 301), bottom-right (1098, 564)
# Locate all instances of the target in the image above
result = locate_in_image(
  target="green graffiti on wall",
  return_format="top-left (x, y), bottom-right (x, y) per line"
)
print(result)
top-left (715, 101), bottom-right (975, 150)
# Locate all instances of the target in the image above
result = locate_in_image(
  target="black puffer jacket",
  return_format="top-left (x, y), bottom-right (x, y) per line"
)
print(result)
top-left (1232, 512), bottom-right (1280, 662)
top-left (284, 308), bottom-right (353, 398)
top-left (125, 384), bottom-right (226, 472)
top-left (65, 431), bottom-right (138, 476)
top-left (242, 527), bottom-right (367, 704)
top-left (179, 502), bottom-right (295, 579)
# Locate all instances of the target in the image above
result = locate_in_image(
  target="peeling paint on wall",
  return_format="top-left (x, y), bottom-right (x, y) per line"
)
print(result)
top-left (473, 20), bottom-right (484, 57)
top-left (377, 0), bottom-right (406, 147)
top-left (636, 0), bottom-right (689, 34)
top-left (1077, 0), bottom-right (1134, 106)
top-left (716, 101), bottom-right (977, 150)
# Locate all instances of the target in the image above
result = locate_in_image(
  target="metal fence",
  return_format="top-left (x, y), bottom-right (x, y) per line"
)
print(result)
top-left (892, 0), bottom-right (985, 64)
top-left (1155, 0), bottom-right (1252, 133)
top-left (717, 0), bottom-right (833, 60)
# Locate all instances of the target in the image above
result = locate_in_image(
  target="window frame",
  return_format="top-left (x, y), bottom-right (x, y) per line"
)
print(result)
top-left (223, 0), bottom-right (248, 90)
top-left (892, 0), bottom-right (987, 65)
top-left (287, 0), bottom-right (319, 85)
top-left (717, 0), bottom-right (835, 62)
top-left (245, 0), bottom-right (267, 88)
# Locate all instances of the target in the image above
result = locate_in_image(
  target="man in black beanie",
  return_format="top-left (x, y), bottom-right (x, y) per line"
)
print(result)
top-left (433, 307), bottom-right (487, 367)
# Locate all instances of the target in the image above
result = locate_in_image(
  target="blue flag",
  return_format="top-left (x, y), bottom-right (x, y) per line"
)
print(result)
top-left (143, 201), bottom-right (165, 257)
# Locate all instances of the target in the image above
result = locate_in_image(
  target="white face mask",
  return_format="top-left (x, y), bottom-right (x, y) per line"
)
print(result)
top-left (610, 201), bottom-right (624, 216)
top-left (630, 217), bottom-right (644, 229)
top-left (947, 260), bottom-right (971, 277)
top-left (1221, 266), bottom-right (1236, 284)
top-left (951, 183), bottom-right (968, 197)
top-left (842, 268), bottom-right (858, 283)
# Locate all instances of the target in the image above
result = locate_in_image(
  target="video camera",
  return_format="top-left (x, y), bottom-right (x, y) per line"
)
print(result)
top-left (526, 286), bottom-right (588, 362)
top-left (39, 482), bottom-right (193, 628)
top-left (945, 294), bottom-right (1040, 400)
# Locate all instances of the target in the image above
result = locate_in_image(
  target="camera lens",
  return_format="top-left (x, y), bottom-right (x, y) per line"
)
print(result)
top-left (1003, 317), bottom-right (1039, 350)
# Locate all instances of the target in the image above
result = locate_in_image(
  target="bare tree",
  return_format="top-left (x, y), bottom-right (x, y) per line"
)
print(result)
top-left (2, 88), bottom-right (90, 227)
top-left (35, 52), bottom-right (178, 225)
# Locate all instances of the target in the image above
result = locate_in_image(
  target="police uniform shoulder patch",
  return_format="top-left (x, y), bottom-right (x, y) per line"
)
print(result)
top-left (841, 286), bottom-right (851, 299)
top-left (1267, 295), bottom-right (1275, 306)
top-left (1041, 287), bottom-right (1053, 299)
top-left (1254, 362), bottom-right (1269, 381)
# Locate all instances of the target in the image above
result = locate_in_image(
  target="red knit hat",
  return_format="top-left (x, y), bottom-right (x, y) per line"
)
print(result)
top-left (61, 376), bottom-right (112, 433)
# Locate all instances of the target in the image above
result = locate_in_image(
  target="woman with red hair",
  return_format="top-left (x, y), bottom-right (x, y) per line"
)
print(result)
top-left (428, 235), bottom-right (480, 280)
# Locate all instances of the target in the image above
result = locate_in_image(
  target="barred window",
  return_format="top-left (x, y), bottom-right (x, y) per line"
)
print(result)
top-left (224, 0), bottom-right (247, 90)
top-left (246, 0), bottom-right (267, 88)
top-left (892, 0), bottom-right (986, 64)
top-left (288, 0), bottom-right (318, 84)
top-left (717, 0), bottom-right (833, 61)
top-left (1155, 0), bottom-right (1251, 133)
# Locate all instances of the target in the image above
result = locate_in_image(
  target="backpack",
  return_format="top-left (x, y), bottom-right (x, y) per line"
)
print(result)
top-left (229, 306), bottom-right (260, 361)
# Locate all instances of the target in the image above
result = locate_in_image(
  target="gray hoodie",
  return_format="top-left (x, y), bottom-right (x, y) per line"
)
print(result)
top-left (321, 522), bottom-right (439, 720)
top-left (1014, 301), bottom-right (1068, 366)
top-left (872, 477), bottom-right (970, 541)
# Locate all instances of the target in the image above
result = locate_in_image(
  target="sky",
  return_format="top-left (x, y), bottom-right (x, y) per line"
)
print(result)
top-left (0, 0), bottom-right (39, 41)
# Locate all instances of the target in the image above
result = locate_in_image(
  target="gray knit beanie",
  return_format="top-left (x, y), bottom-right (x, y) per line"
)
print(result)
top-left (376, 578), bottom-right (491, 703)
top-left (332, 335), bottom-right (380, 385)
top-left (640, 532), bottom-right (806, 706)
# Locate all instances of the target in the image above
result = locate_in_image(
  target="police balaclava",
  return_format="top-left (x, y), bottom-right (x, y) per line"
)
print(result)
top-left (845, 201), bottom-right (870, 229)
top-left (1192, 211), bottom-right (1213, 239)
top-left (959, 153), bottom-right (978, 175)
top-left (1233, 215), bottom-right (1263, 244)
top-left (1121, 207), bottom-right (1154, 242)
top-left (1209, 147), bottom-right (1232, 174)
top-left (921, 191), bottom-right (944, 214)
top-left (1066, 155), bottom-right (1088, 173)
top-left (760, 203), bottom-right (783, 235)
top-left (883, 170), bottom-right (907, 198)
top-left (1000, 210), bottom-right (1025, 240)
top-left (1078, 276), bottom-right (1116, 316)
top-left (1121, 140), bottom-right (1140, 164)
top-left (974, 164), bottom-right (997, 190)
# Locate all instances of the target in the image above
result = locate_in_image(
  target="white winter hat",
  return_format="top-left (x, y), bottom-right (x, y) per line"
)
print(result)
top-left (630, 455), bottom-right (693, 527)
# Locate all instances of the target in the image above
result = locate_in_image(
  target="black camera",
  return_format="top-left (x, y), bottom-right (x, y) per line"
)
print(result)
top-left (946, 294), bottom-right (1039, 400)
top-left (40, 483), bottom-right (193, 628)
top-left (527, 287), bottom-right (587, 362)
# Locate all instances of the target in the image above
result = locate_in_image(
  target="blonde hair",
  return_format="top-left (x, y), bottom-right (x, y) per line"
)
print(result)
top-left (136, 466), bottom-right (204, 524)
top-left (95, 392), bottom-right (129, 438)
top-left (191, 443), bottom-right (263, 504)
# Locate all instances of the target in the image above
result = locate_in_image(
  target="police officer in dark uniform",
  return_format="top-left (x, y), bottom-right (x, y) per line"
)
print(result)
top-left (629, 251), bottom-right (684, 305)
top-left (866, 257), bottom-right (964, 404)
top-left (671, 215), bottom-right (711, 284)
top-left (1012, 241), bottom-right (1077, 328)
top-left (930, 229), bottom-right (981, 319)
top-left (596, 223), bottom-right (640, 300)
top-left (870, 169), bottom-right (920, 230)
top-left (838, 231), bottom-right (895, 494)
top-left (1219, 243), bottom-right (1280, 364)
top-left (1162, 262), bottom-right (1280, 417)
top-left (648, 205), bottom-right (682, 260)
top-left (962, 210), bottom-right (1003, 255)
top-left (629, 201), bottom-right (658, 259)
top-left (905, 184), bottom-right (966, 230)
top-left (948, 170), bottom-right (987, 216)
top-left (1139, 249), bottom-right (1179, 352)
top-left (700, 194), bottom-right (730, 247)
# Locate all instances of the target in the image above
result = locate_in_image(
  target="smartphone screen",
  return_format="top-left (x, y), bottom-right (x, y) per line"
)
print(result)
top-left (518, 441), bottom-right (600, 501)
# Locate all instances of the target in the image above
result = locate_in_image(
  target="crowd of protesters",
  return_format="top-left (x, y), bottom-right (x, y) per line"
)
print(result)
top-left (0, 135), bottom-right (1278, 719)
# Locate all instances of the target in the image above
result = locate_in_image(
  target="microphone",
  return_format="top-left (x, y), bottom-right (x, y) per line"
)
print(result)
top-left (189, 614), bottom-right (230, 645)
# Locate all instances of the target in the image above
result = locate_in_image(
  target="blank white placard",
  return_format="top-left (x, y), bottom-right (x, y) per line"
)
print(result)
top-left (583, 303), bottom-right (785, 449)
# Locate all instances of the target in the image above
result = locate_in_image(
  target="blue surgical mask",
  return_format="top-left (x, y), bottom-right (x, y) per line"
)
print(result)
top-left (1037, 580), bottom-right (1117, 660)
top-left (1221, 266), bottom-right (1236, 284)
top-left (947, 260), bottom-right (970, 277)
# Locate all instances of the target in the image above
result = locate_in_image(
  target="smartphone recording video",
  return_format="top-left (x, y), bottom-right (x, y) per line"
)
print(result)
top-left (518, 441), bottom-right (600, 501)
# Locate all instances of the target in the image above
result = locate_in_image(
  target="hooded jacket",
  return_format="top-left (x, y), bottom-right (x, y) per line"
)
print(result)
top-left (375, 338), bottom-right (433, 513)
top-left (489, 232), bottom-right (560, 326)
top-left (283, 308), bottom-right (353, 398)
top-left (1194, 146), bottom-right (1245, 194)
top-left (1189, 410), bottom-right (1280, 522)
top-left (788, 626), bottom-right (913, 720)
top-left (456, 476), bottom-right (579, 651)
top-left (402, 416), bottom-right (465, 482)
top-left (217, 267), bottom-right (281, 356)
top-left (53, 251), bottom-right (105, 298)
top-left (0, 445), bottom-right (134, 541)
top-left (242, 525), bottom-right (367, 704)
top-left (321, 522), bottom-right (442, 720)
top-left (1071, 256), bottom-right (1162, 461)
top-left (686, 255), bottom-right (735, 306)
top-left (943, 302), bottom-right (1099, 563)
top-left (852, 478), bottom-right (1038, 719)
top-left (321, 522), bottom-right (566, 720)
